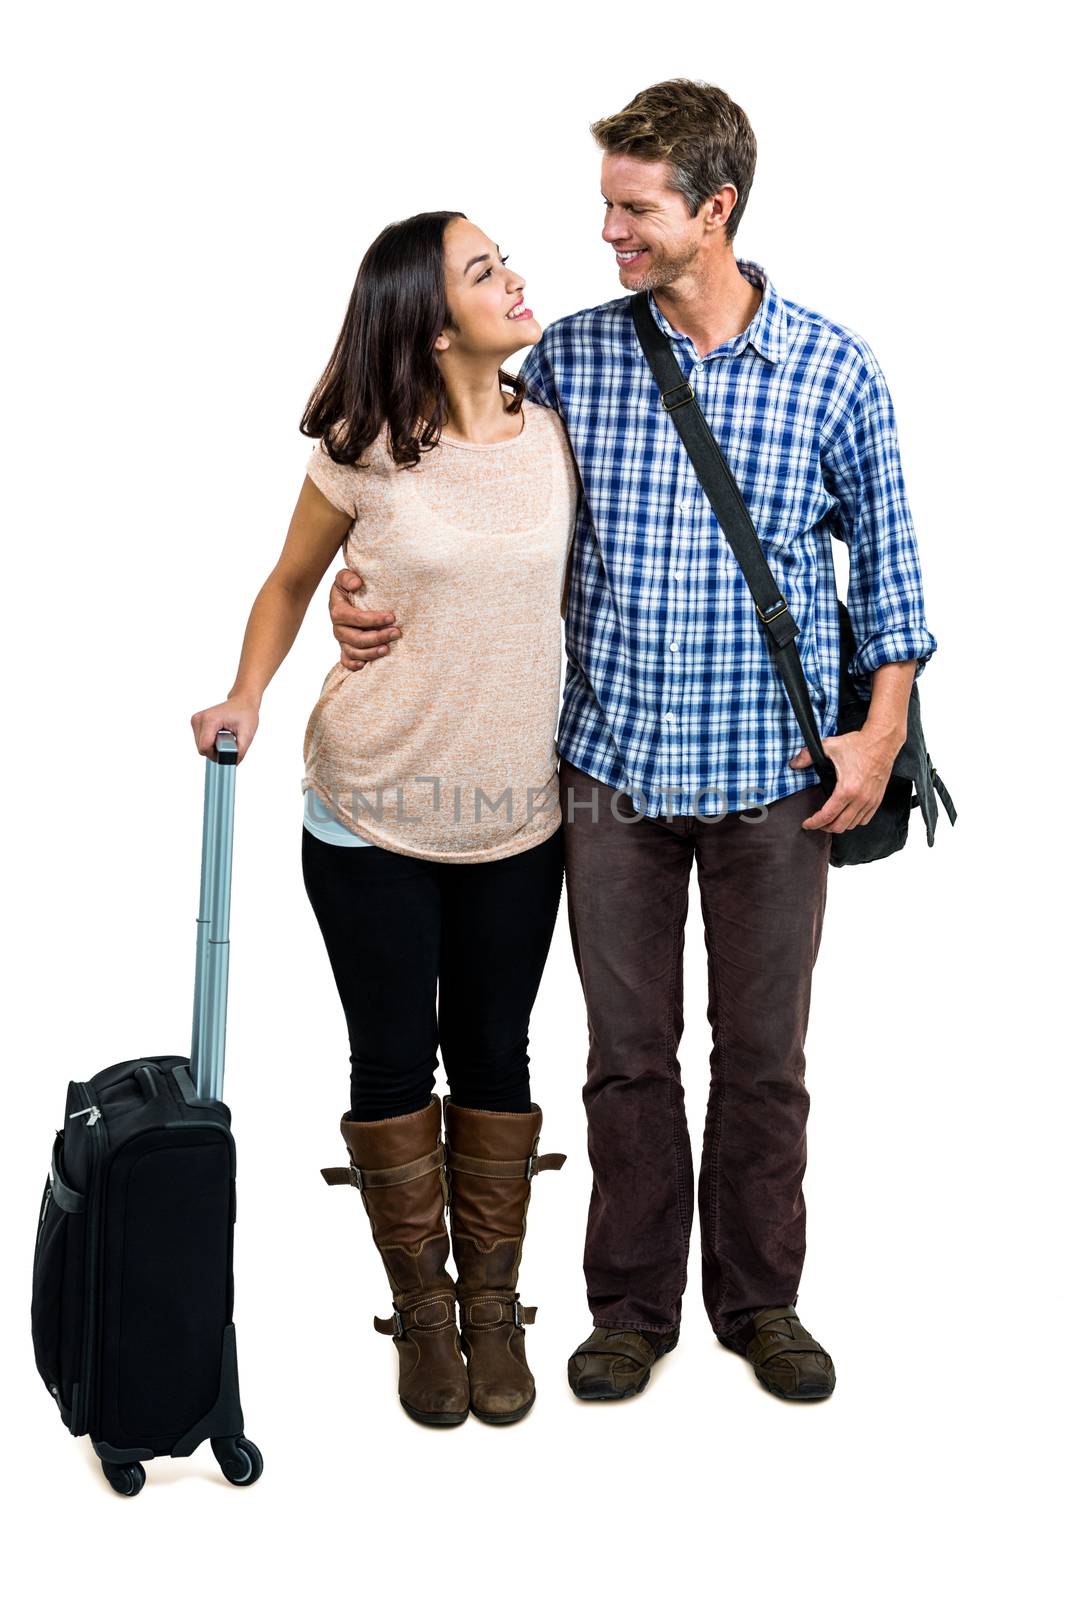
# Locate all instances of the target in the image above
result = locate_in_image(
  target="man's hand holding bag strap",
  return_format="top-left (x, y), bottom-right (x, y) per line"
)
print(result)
top-left (630, 289), bottom-right (956, 866)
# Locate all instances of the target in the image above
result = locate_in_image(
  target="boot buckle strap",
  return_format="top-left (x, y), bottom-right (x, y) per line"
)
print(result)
top-left (322, 1144), bottom-right (446, 1192)
top-left (375, 1295), bottom-right (455, 1338)
top-left (320, 1163), bottom-right (368, 1191)
top-left (446, 1147), bottom-right (567, 1181)
top-left (460, 1297), bottom-right (538, 1330)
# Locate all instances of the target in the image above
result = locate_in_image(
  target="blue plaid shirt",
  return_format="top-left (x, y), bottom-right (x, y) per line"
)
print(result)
top-left (519, 259), bottom-right (937, 817)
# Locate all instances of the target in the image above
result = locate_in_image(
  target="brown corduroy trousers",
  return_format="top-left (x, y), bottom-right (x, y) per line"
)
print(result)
top-left (559, 758), bottom-right (832, 1354)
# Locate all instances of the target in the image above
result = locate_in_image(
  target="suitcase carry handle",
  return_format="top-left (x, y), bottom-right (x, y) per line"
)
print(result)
top-left (190, 730), bottom-right (238, 1099)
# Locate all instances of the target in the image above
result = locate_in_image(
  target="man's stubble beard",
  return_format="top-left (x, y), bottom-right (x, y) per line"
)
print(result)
top-left (624, 238), bottom-right (701, 295)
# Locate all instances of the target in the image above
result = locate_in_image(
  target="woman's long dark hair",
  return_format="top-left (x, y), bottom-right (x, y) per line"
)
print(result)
top-left (301, 211), bottom-right (525, 471)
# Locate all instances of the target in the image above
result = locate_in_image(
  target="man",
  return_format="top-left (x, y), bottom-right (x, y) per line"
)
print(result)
top-left (326, 79), bottom-right (936, 1402)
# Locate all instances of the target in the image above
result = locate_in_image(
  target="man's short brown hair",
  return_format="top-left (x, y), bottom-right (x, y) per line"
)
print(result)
top-left (591, 79), bottom-right (757, 242)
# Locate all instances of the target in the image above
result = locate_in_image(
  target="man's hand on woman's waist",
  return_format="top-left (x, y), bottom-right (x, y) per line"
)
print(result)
top-left (329, 566), bottom-right (401, 669)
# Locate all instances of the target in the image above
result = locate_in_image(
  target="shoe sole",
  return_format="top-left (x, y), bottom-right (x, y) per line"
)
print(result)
top-left (470, 1392), bottom-right (536, 1426)
top-left (755, 1372), bottom-right (836, 1402)
top-left (399, 1400), bottom-right (470, 1427)
top-left (570, 1329), bottom-right (680, 1402)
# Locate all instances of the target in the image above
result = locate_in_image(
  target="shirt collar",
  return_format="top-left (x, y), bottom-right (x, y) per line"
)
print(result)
top-left (647, 259), bottom-right (792, 365)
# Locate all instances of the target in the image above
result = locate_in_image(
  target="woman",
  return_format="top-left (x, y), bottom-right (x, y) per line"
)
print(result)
top-left (190, 212), bottom-right (577, 1428)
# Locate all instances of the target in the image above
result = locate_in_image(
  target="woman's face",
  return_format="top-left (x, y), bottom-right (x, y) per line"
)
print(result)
top-left (437, 218), bottom-right (541, 361)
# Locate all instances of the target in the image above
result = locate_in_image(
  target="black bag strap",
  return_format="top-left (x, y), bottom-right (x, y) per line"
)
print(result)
top-left (630, 291), bottom-right (837, 798)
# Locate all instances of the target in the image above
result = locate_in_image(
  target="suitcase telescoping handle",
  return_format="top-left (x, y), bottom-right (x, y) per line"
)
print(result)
top-left (190, 730), bottom-right (238, 1099)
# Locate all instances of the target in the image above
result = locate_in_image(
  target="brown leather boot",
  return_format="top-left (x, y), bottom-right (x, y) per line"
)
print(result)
top-left (321, 1096), bottom-right (470, 1427)
top-left (443, 1098), bottom-right (566, 1425)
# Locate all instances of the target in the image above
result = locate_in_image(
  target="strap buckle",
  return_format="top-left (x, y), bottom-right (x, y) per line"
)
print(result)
top-left (379, 1297), bottom-right (454, 1338)
top-left (661, 381), bottom-right (694, 412)
top-left (755, 597), bottom-right (788, 625)
top-left (349, 1164), bottom-right (365, 1192)
top-left (459, 1297), bottom-right (536, 1330)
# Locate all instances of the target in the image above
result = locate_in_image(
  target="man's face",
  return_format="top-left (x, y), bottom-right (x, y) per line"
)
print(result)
top-left (600, 153), bottom-right (704, 293)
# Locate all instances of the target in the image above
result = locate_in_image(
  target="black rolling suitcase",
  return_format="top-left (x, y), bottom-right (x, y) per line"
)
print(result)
top-left (31, 731), bottom-right (262, 1495)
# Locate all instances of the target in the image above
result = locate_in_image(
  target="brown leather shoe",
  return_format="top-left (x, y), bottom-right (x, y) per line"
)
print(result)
top-left (321, 1097), bottom-right (470, 1427)
top-left (744, 1305), bottom-right (836, 1400)
top-left (567, 1326), bottom-right (680, 1401)
top-left (444, 1098), bottom-right (566, 1425)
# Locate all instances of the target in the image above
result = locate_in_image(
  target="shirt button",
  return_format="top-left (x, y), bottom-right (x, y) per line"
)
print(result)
top-left (664, 712), bottom-right (675, 723)
top-left (669, 642), bottom-right (679, 652)
top-left (671, 571), bottom-right (683, 581)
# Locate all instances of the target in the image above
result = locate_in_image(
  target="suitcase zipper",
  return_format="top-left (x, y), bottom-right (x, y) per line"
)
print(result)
top-left (69, 1105), bottom-right (102, 1127)
top-left (73, 1083), bottom-right (107, 1435)
top-left (34, 1171), bottom-right (53, 1256)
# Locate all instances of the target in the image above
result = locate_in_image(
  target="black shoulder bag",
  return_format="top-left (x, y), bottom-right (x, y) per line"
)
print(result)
top-left (630, 291), bottom-right (956, 867)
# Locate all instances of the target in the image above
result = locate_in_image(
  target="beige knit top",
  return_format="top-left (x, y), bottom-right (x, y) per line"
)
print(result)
top-left (301, 401), bottom-right (579, 862)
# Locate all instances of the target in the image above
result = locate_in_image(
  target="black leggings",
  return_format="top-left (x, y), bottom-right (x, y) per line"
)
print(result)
top-left (301, 825), bottom-right (565, 1121)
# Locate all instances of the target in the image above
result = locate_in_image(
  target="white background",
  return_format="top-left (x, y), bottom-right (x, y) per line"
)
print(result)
top-left (3, 2), bottom-right (1061, 1594)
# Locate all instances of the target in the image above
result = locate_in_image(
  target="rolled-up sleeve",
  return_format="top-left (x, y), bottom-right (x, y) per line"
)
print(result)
top-left (822, 359), bottom-right (937, 679)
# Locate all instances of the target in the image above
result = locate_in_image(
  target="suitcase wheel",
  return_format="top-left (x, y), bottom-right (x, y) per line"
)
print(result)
top-left (102, 1460), bottom-right (146, 1497)
top-left (211, 1434), bottom-right (263, 1487)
